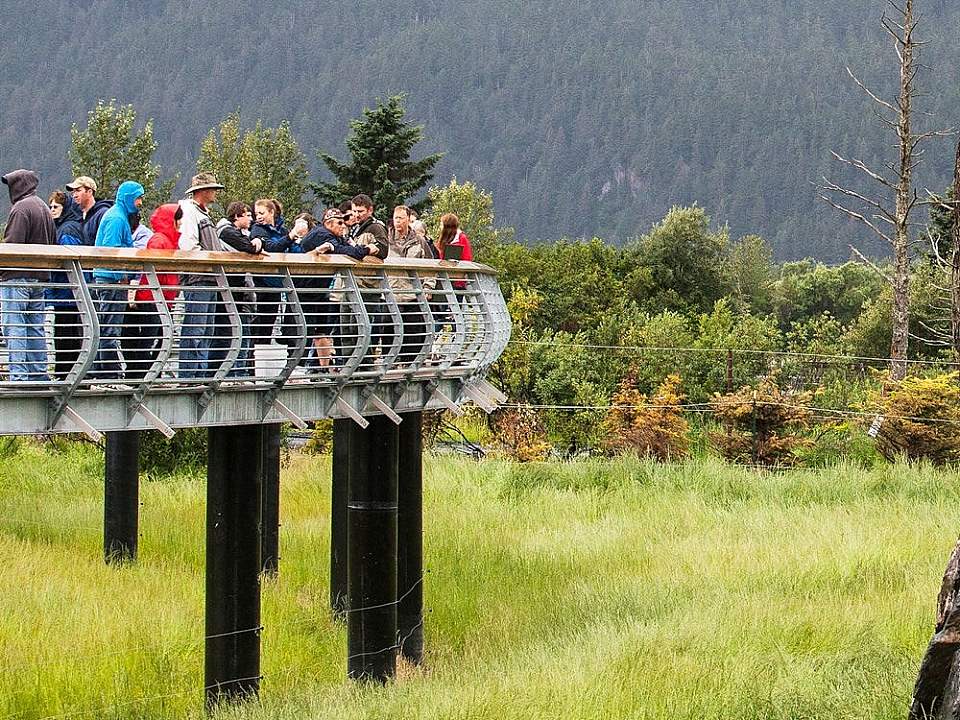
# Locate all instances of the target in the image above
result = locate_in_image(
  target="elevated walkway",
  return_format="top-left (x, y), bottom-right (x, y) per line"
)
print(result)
top-left (0, 244), bottom-right (510, 436)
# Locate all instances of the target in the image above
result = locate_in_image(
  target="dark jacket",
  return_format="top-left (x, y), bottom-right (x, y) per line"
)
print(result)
top-left (303, 226), bottom-right (369, 260)
top-left (216, 218), bottom-right (259, 309)
top-left (81, 199), bottom-right (112, 246)
top-left (294, 226), bottom-right (363, 291)
top-left (1, 169), bottom-right (55, 281)
top-left (56, 195), bottom-right (84, 246)
top-left (47, 195), bottom-right (85, 300)
top-left (217, 219), bottom-right (261, 255)
top-left (250, 221), bottom-right (290, 289)
top-left (352, 216), bottom-right (389, 259)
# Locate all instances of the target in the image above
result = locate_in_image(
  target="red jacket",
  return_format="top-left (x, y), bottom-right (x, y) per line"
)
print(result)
top-left (135, 204), bottom-right (181, 304)
top-left (445, 230), bottom-right (473, 289)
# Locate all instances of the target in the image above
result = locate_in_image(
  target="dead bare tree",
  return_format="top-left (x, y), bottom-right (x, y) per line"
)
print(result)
top-left (821, 0), bottom-right (951, 380)
top-left (917, 141), bottom-right (960, 360)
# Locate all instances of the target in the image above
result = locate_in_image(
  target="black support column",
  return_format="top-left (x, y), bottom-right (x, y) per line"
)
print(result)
top-left (347, 415), bottom-right (399, 682)
top-left (104, 430), bottom-right (140, 564)
top-left (205, 424), bottom-right (263, 708)
top-left (330, 419), bottom-right (351, 616)
top-left (260, 424), bottom-right (282, 576)
top-left (397, 411), bottom-right (424, 664)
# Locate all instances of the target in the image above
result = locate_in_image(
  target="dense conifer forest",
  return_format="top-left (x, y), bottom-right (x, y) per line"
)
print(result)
top-left (2, 0), bottom-right (959, 259)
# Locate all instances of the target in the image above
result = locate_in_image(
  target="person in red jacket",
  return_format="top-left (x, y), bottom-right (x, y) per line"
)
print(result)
top-left (126, 204), bottom-right (182, 379)
top-left (437, 212), bottom-right (473, 298)
top-left (436, 212), bottom-right (473, 264)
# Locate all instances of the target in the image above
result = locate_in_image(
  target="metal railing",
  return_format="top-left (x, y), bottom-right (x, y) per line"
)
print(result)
top-left (0, 245), bottom-right (510, 436)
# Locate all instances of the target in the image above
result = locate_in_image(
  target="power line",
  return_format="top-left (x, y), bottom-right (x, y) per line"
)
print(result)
top-left (507, 340), bottom-right (960, 367)
top-left (501, 402), bottom-right (960, 427)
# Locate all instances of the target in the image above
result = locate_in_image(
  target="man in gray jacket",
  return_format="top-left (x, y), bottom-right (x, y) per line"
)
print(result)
top-left (177, 172), bottom-right (224, 379)
top-left (1, 169), bottom-right (55, 382)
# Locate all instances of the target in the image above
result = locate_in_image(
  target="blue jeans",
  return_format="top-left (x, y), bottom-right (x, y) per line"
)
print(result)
top-left (180, 289), bottom-right (217, 379)
top-left (92, 285), bottom-right (127, 380)
top-left (1, 280), bottom-right (49, 382)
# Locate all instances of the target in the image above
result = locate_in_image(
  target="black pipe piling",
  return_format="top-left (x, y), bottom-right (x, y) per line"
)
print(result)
top-left (205, 424), bottom-right (263, 708)
top-left (260, 424), bottom-right (282, 576)
top-left (347, 415), bottom-right (399, 682)
top-left (330, 419), bottom-right (351, 616)
top-left (397, 411), bottom-right (424, 664)
top-left (104, 430), bottom-right (140, 564)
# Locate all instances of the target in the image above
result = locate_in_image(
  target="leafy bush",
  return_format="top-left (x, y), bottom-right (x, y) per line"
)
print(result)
top-left (303, 420), bottom-right (333, 455)
top-left (601, 374), bottom-right (689, 461)
top-left (710, 376), bottom-right (813, 466)
top-left (865, 372), bottom-right (960, 464)
top-left (0, 436), bottom-right (20, 459)
top-left (139, 428), bottom-right (207, 476)
top-left (490, 406), bottom-right (551, 462)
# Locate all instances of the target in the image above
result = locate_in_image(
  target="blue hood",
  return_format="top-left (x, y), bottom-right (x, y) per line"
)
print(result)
top-left (57, 194), bottom-right (83, 227)
top-left (115, 181), bottom-right (145, 214)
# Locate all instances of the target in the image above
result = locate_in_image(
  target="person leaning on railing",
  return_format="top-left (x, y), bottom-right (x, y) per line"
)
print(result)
top-left (126, 203), bottom-right (183, 380)
top-left (91, 180), bottom-right (145, 383)
top-left (0, 169), bottom-right (55, 383)
top-left (46, 190), bottom-right (84, 380)
top-left (215, 201), bottom-right (262, 375)
top-left (297, 208), bottom-right (371, 371)
top-left (177, 173), bottom-right (224, 380)
top-left (389, 205), bottom-right (436, 365)
top-left (249, 198), bottom-right (308, 347)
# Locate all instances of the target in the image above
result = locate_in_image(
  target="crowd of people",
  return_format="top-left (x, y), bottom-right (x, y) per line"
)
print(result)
top-left (0, 169), bottom-right (474, 384)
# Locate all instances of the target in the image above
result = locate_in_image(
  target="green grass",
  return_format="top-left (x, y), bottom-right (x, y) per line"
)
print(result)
top-left (0, 442), bottom-right (956, 719)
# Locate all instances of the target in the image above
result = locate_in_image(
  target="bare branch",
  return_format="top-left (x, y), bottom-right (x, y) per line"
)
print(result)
top-left (845, 66), bottom-right (898, 114)
top-left (820, 177), bottom-right (896, 220)
top-left (850, 245), bottom-right (895, 283)
top-left (830, 150), bottom-right (896, 189)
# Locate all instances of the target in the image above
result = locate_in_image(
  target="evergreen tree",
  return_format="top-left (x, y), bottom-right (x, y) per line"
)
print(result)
top-left (314, 95), bottom-right (442, 218)
top-left (69, 99), bottom-right (176, 214)
top-left (197, 112), bottom-right (309, 219)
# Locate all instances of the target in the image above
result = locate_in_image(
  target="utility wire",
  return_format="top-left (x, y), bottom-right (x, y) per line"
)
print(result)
top-left (507, 339), bottom-right (960, 367)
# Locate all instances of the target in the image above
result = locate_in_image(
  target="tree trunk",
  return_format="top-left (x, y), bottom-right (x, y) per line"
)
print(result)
top-left (951, 140), bottom-right (960, 362)
top-left (889, 0), bottom-right (915, 381)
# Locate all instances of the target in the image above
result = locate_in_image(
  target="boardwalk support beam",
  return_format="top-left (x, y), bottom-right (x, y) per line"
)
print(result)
top-left (347, 415), bottom-right (399, 681)
top-left (397, 411), bottom-right (424, 664)
top-left (104, 430), bottom-right (140, 564)
top-left (205, 424), bottom-right (263, 708)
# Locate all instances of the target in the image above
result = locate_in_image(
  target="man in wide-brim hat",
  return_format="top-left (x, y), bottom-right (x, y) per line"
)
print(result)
top-left (177, 172), bottom-right (225, 378)
top-left (184, 173), bottom-right (226, 195)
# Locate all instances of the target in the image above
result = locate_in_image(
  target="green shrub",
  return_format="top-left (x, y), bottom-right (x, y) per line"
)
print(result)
top-left (0, 436), bottom-right (20, 459)
top-left (490, 406), bottom-right (551, 462)
top-left (302, 420), bottom-right (333, 455)
top-left (866, 372), bottom-right (960, 464)
top-left (139, 428), bottom-right (207, 476)
top-left (602, 374), bottom-right (689, 461)
top-left (710, 375), bottom-right (813, 466)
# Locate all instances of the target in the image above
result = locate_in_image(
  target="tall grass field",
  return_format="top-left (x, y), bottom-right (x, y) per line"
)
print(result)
top-left (0, 439), bottom-right (956, 719)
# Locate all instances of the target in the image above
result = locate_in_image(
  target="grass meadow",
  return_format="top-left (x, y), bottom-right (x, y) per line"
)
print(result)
top-left (0, 439), bottom-right (957, 719)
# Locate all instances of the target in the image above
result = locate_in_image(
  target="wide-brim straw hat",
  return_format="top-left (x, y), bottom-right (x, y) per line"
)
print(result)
top-left (185, 173), bottom-right (225, 194)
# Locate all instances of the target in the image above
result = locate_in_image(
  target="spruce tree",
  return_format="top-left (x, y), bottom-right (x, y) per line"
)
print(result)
top-left (313, 94), bottom-right (442, 218)
top-left (69, 99), bottom-right (177, 214)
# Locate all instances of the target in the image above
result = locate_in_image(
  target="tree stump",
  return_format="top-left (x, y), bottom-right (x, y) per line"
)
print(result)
top-left (910, 537), bottom-right (960, 719)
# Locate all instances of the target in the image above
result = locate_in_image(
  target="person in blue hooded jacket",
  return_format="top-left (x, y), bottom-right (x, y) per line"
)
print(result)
top-left (47, 191), bottom-right (85, 379)
top-left (90, 181), bottom-right (144, 381)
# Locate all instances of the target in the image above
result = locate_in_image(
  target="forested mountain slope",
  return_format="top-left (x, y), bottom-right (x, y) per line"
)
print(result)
top-left (2, 0), bottom-right (959, 259)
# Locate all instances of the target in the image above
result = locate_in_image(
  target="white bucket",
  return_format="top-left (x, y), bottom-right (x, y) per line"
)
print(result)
top-left (254, 343), bottom-right (287, 379)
